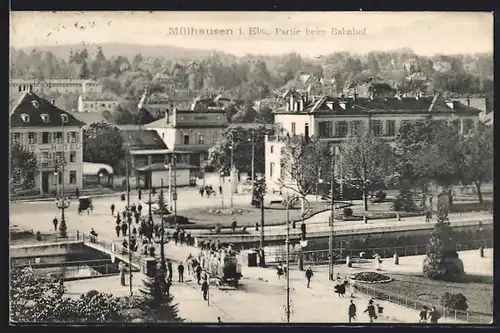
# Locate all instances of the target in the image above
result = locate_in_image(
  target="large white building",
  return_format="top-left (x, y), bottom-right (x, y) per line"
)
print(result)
top-left (265, 89), bottom-right (483, 193)
top-left (77, 92), bottom-right (119, 113)
top-left (10, 79), bottom-right (102, 95)
top-left (10, 88), bottom-right (85, 195)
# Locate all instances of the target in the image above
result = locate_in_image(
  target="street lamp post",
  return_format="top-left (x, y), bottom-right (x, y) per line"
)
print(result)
top-left (172, 150), bottom-right (177, 226)
top-left (56, 114), bottom-right (69, 238)
top-left (229, 133), bottom-right (235, 208)
top-left (159, 178), bottom-right (166, 273)
top-left (328, 146), bottom-right (335, 281)
top-left (147, 155), bottom-right (153, 223)
top-left (250, 130), bottom-right (255, 183)
top-left (127, 210), bottom-right (133, 296)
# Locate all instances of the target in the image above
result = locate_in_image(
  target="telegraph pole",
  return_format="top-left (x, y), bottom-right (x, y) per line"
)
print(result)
top-left (172, 150), bottom-right (177, 226)
top-left (328, 146), bottom-right (335, 281)
top-left (126, 150), bottom-right (133, 295)
top-left (160, 178), bottom-right (166, 273)
top-left (148, 155), bottom-right (153, 223)
top-left (251, 130), bottom-right (255, 182)
top-left (285, 193), bottom-right (291, 323)
top-left (229, 134), bottom-right (234, 208)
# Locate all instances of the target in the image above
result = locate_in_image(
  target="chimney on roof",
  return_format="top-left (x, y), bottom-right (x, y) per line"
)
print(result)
top-left (28, 85), bottom-right (33, 93)
top-left (51, 99), bottom-right (56, 105)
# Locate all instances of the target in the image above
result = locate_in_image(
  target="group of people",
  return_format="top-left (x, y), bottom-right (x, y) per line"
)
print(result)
top-left (199, 185), bottom-right (223, 198)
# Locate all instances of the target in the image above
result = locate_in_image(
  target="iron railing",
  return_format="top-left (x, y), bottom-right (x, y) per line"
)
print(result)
top-left (264, 238), bottom-right (494, 265)
top-left (34, 263), bottom-right (122, 281)
top-left (355, 283), bottom-right (493, 324)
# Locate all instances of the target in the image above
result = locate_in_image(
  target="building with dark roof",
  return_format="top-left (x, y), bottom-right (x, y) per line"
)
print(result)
top-left (10, 78), bottom-right (102, 96)
top-left (10, 89), bottom-right (85, 195)
top-left (69, 111), bottom-right (108, 125)
top-left (265, 89), bottom-right (483, 193)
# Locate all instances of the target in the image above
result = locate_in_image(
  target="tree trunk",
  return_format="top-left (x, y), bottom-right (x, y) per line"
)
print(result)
top-left (363, 188), bottom-right (368, 212)
top-left (474, 181), bottom-right (483, 204)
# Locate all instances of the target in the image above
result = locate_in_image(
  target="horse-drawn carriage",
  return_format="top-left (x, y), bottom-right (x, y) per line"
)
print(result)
top-left (78, 196), bottom-right (93, 215)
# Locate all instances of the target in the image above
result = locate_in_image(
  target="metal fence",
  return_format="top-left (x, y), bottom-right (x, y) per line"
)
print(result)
top-left (355, 283), bottom-right (493, 324)
top-left (264, 238), bottom-right (494, 265)
top-left (34, 263), bottom-right (122, 281)
top-left (10, 232), bottom-right (82, 246)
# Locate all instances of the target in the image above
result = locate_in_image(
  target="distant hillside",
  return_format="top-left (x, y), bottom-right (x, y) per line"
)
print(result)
top-left (19, 43), bottom-right (236, 62)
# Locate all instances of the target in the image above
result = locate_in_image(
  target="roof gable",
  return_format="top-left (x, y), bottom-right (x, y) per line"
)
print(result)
top-left (10, 92), bottom-right (85, 128)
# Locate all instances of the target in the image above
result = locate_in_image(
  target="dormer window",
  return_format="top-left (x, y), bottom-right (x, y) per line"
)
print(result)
top-left (326, 102), bottom-right (334, 110)
top-left (41, 114), bottom-right (50, 123)
top-left (20, 114), bottom-right (30, 123)
top-left (31, 100), bottom-right (40, 108)
top-left (60, 114), bottom-right (68, 124)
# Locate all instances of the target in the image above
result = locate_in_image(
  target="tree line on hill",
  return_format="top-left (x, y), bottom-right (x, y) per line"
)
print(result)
top-left (11, 46), bottom-right (494, 125)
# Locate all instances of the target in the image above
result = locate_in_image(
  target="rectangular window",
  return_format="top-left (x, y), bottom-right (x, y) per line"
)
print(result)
top-left (27, 132), bottom-right (37, 144)
top-left (386, 120), bottom-right (396, 137)
top-left (70, 171), bottom-right (77, 184)
top-left (372, 120), bottom-right (383, 137)
top-left (40, 152), bottom-right (51, 167)
top-left (451, 119), bottom-right (460, 132)
top-left (183, 134), bottom-right (190, 145)
top-left (270, 162), bottom-right (275, 178)
top-left (335, 121), bottom-right (348, 138)
top-left (463, 119), bottom-right (474, 134)
top-left (68, 132), bottom-right (78, 143)
top-left (198, 133), bottom-right (204, 144)
top-left (42, 132), bottom-right (51, 144)
top-left (53, 132), bottom-right (63, 143)
top-left (318, 122), bottom-right (333, 138)
top-left (349, 121), bottom-right (363, 135)
top-left (11, 133), bottom-right (22, 143)
top-left (291, 122), bottom-right (296, 135)
top-left (70, 151), bottom-right (77, 163)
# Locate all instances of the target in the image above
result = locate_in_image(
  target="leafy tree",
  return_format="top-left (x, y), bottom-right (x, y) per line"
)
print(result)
top-left (109, 105), bottom-right (135, 125)
top-left (136, 108), bottom-right (155, 125)
top-left (10, 141), bottom-right (37, 193)
top-left (231, 105), bottom-right (258, 123)
top-left (279, 135), bottom-right (330, 198)
top-left (10, 268), bottom-right (126, 322)
top-left (256, 106), bottom-right (274, 124)
top-left (457, 123), bottom-right (493, 204)
top-left (79, 61), bottom-right (90, 79)
top-left (422, 207), bottom-right (465, 281)
top-left (139, 274), bottom-right (181, 322)
top-left (338, 127), bottom-right (393, 211)
top-left (83, 121), bottom-right (126, 173)
top-left (206, 125), bottom-right (271, 177)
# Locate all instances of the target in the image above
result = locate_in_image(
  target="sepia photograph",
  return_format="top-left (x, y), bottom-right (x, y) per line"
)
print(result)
top-left (9, 11), bottom-right (493, 324)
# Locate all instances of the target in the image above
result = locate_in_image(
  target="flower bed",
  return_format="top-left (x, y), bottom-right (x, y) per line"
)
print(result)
top-left (351, 271), bottom-right (393, 284)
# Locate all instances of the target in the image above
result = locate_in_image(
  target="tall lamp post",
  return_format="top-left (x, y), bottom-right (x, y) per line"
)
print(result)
top-left (328, 146), bottom-right (335, 281)
top-left (125, 145), bottom-right (133, 295)
top-left (56, 114), bottom-right (70, 238)
top-left (283, 194), bottom-right (310, 323)
top-left (250, 130), bottom-right (255, 182)
top-left (159, 178), bottom-right (166, 273)
top-left (228, 132), bottom-right (235, 208)
top-left (172, 150), bottom-right (177, 226)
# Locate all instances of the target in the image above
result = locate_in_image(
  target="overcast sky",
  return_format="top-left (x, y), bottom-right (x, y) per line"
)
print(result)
top-left (10, 11), bottom-right (493, 56)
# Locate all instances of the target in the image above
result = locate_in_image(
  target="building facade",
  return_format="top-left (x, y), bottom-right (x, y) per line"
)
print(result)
top-left (265, 89), bottom-right (483, 193)
top-left (77, 92), bottom-right (119, 113)
top-left (146, 108), bottom-right (229, 168)
top-left (10, 90), bottom-right (85, 195)
top-left (10, 79), bottom-right (102, 96)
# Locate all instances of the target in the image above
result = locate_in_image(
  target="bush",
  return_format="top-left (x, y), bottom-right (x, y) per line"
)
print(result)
top-left (375, 191), bottom-right (387, 201)
top-left (343, 207), bottom-right (353, 217)
top-left (392, 190), bottom-right (418, 212)
top-left (162, 215), bottom-right (190, 225)
top-left (351, 272), bottom-right (391, 283)
top-left (440, 292), bottom-right (468, 311)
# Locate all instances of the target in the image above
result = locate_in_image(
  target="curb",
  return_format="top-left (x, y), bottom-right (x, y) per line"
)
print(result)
top-left (11, 192), bottom-right (120, 204)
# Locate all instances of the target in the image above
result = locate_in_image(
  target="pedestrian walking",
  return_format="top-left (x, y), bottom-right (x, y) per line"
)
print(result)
top-left (116, 214), bottom-right (121, 225)
top-left (121, 222), bottom-right (128, 237)
top-left (180, 230), bottom-right (185, 245)
top-left (173, 230), bottom-right (179, 245)
top-left (364, 299), bottom-right (377, 323)
top-left (231, 219), bottom-right (237, 232)
top-left (201, 279), bottom-right (209, 300)
top-left (132, 226), bottom-right (137, 237)
top-left (425, 210), bottom-right (431, 223)
top-left (196, 265), bottom-right (202, 284)
top-left (52, 217), bottom-right (58, 231)
top-left (165, 278), bottom-right (172, 296)
top-left (428, 306), bottom-right (440, 324)
top-left (419, 306), bottom-right (428, 323)
top-left (115, 224), bottom-right (121, 237)
top-left (178, 262), bottom-right (185, 282)
top-left (348, 300), bottom-right (357, 323)
top-left (76, 187), bottom-right (80, 198)
top-left (138, 204), bottom-right (142, 214)
top-left (305, 266), bottom-right (313, 288)
top-left (219, 185), bottom-right (222, 196)
top-left (277, 264), bottom-right (284, 279)
top-left (110, 204), bottom-right (115, 216)
top-left (199, 187), bottom-right (204, 197)
top-left (167, 259), bottom-right (173, 281)
top-left (138, 188), bottom-right (142, 201)
top-left (217, 317), bottom-right (222, 323)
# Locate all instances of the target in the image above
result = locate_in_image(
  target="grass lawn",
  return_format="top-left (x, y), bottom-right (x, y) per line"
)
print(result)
top-left (358, 272), bottom-right (493, 322)
top-left (167, 201), bottom-right (330, 229)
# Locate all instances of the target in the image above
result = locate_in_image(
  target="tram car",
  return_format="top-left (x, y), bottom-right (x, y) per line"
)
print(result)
top-left (202, 251), bottom-right (242, 287)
